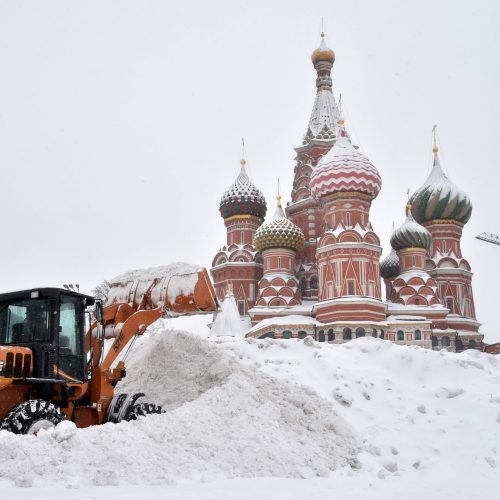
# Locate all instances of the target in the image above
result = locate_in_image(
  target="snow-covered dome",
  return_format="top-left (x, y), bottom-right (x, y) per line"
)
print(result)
top-left (254, 198), bottom-right (305, 252)
top-left (219, 159), bottom-right (267, 220)
top-left (311, 33), bottom-right (335, 65)
top-left (380, 248), bottom-right (400, 279)
top-left (310, 122), bottom-right (382, 200)
top-left (410, 148), bottom-right (472, 225)
top-left (390, 206), bottom-right (432, 251)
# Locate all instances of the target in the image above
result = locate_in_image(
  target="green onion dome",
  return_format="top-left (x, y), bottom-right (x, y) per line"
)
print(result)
top-left (380, 248), bottom-right (400, 279)
top-left (390, 205), bottom-right (432, 251)
top-left (219, 159), bottom-right (267, 220)
top-left (410, 147), bottom-right (472, 225)
top-left (254, 197), bottom-right (305, 252)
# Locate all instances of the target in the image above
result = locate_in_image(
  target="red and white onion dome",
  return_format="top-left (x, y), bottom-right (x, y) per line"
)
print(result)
top-left (310, 121), bottom-right (382, 200)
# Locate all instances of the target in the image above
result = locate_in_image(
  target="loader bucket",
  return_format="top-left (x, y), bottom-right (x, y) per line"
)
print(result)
top-left (105, 263), bottom-right (218, 315)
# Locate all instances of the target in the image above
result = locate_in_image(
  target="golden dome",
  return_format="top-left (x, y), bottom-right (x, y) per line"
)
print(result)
top-left (311, 33), bottom-right (335, 65)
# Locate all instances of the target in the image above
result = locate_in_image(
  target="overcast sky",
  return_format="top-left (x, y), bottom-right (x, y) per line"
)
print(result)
top-left (0, 0), bottom-right (498, 342)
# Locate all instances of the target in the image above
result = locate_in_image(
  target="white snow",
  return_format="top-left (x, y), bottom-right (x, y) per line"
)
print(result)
top-left (109, 262), bottom-right (202, 284)
top-left (1, 316), bottom-right (499, 499)
top-left (106, 262), bottom-right (203, 307)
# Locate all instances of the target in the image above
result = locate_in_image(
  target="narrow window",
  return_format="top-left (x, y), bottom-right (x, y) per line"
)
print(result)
top-left (241, 231), bottom-right (244, 244)
top-left (446, 297), bottom-right (453, 312)
top-left (415, 329), bottom-right (421, 340)
top-left (442, 240), bottom-right (447, 253)
top-left (347, 280), bottom-right (355, 295)
top-left (278, 257), bottom-right (282, 268)
top-left (238, 301), bottom-right (245, 315)
top-left (346, 212), bottom-right (351, 226)
top-left (411, 255), bottom-right (416, 267)
top-left (397, 330), bottom-right (404, 341)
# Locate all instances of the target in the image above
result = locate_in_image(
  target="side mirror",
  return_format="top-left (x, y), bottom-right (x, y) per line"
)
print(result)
top-left (95, 301), bottom-right (104, 323)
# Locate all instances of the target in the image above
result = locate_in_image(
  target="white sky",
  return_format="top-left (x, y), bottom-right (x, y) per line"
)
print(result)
top-left (0, 0), bottom-right (498, 342)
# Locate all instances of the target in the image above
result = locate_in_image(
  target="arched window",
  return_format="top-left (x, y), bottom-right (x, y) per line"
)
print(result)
top-left (356, 327), bottom-right (365, 338)
top-left (397, 330), bottom-right (404, 341)
top-left (298, 330), bottom-right (307, 339)
top-left (442, 336), bottom-right (450, 347)
top-left (380, 329), bottom-right (385, 340)
top-left (282, 330), bottom-right (292, 339)
top-left (415, 298), bottom-right (420, 305)
top-left (455, 338), bottom-right (463, 351)
top-left (259, 332), bottom-right (275, 339)
top-left (328, 329), bottom-right (335, 341)
top-left (372, 329), bottom-right (377, 338)
top-left (300, 278), bottom-right (307, 294)
top-left (343, 327), bottom-right (352, 340)
top-left (414, 329), bottom-right (421, 341)
top-left (310, 276), bottom-right (318, 290)
top-left (318, 330), bottom-right (325, 342)
top-left (431, 336), bottom-right (438, 348)
top-left (468, 339), bottom-right (476, 349)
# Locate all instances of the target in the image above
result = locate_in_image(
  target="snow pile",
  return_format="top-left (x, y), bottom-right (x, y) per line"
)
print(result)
top-left (220, 336), bottom-right (500, 483)
top-left (210, 293), bottom-right (245, 337)
top-left (105, 262), bottom-right (204, 307)
top-left (109, 262), bottom-right (202, 284)
top-left (0, 322), bottom-right (358, 487)
top-left (0, 319), bottom-right (499, 497)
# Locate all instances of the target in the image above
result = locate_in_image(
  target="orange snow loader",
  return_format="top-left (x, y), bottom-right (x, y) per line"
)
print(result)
top-left (0, 265), bottom-right (217, 433)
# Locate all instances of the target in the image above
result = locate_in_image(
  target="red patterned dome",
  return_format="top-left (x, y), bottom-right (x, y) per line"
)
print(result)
top-left (310, 123), bottom-right (382, 200)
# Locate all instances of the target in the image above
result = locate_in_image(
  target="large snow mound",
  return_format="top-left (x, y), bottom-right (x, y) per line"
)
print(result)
top-left (0, 323), bottom-right (358, 487)
top-left (0, 319), bottom-right (499, 496)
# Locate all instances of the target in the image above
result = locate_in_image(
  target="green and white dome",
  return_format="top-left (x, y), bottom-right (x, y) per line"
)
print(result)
top-left (390, 205), bottom-right (432, 251)
top-left (410, 147), bottom-right (472, 225)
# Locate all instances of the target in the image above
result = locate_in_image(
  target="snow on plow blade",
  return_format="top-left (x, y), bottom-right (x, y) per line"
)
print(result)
top-left (105, 263), bottom-right (218, 315)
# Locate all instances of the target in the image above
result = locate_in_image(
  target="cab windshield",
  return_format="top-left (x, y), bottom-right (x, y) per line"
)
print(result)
top-left (0, 299), bottom-right (51, 344)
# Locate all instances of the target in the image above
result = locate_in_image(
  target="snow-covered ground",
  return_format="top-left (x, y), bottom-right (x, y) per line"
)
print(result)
top-left (1, 316), bottom-right (499, 499)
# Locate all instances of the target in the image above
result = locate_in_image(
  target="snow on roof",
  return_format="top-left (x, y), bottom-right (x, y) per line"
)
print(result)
top-left (246, 314), bottom-right (321, 335)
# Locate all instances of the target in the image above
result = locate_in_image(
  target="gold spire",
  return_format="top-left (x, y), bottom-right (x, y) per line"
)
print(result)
top-left (276, 177), bottom-right (282, 206)
top-left (432, 124), bottom-right (439, 154)
top-left (240, 138), bottom-right (246, 167)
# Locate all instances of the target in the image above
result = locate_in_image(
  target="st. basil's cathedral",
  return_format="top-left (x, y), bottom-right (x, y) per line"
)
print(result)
top-left (210, 34), bottom-right (483, 352)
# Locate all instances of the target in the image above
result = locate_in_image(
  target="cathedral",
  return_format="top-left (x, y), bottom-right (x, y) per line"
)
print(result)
top-left (210, 34), bottom-right (483, 352)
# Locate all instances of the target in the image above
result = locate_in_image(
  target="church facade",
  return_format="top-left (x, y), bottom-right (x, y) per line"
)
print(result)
top-left (210, 35), bottom-right (483, 352)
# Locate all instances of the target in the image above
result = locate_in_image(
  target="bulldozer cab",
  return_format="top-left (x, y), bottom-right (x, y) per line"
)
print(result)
top-left (0, 288), bottom-right (95, 383)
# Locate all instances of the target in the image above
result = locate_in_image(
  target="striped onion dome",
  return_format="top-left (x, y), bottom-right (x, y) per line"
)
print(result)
top-left (380, 248), bottom-right (400, 279)
top-left (410, 147), bottom-right (472, 224)
top-left (311, 33), bottom-right (335, 65)
top-left (254, 197), bottom-right (305, 252)
top-left (219, 159), bottom-right (267, 220)
top-left (310, 122), bottom-right (382, 200)
top-left (390, 205), bottom-right (432, 251)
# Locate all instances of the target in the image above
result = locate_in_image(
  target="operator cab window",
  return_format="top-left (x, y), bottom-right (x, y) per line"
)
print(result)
top-left (58, 294), bottom-right (84, 381)
top-left (0, 299), bottom-right (51, 344)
